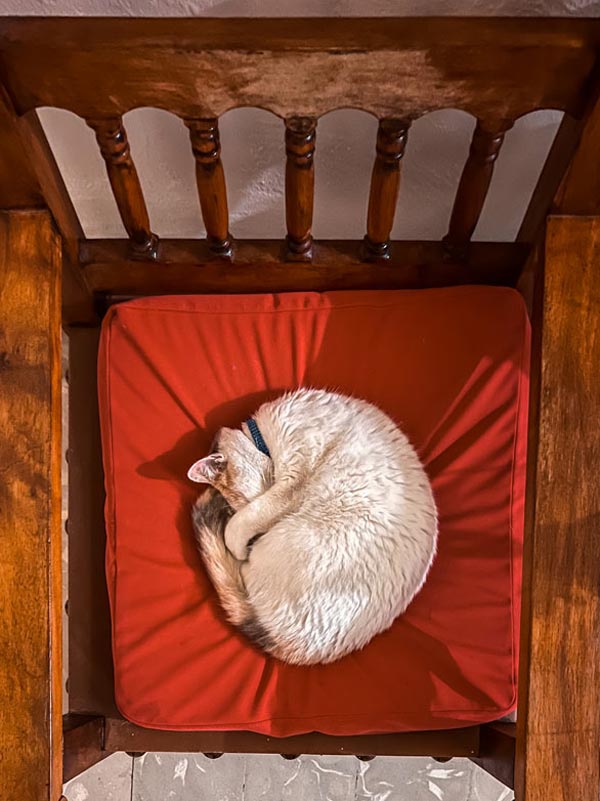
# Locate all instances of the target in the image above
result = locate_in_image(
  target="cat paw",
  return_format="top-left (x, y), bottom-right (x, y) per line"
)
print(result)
top-left (224, 516), bottom-right (250, 561)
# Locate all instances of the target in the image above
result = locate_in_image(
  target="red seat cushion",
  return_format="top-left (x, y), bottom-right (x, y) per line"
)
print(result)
top-left (98, 287), bottom-right (529, 735)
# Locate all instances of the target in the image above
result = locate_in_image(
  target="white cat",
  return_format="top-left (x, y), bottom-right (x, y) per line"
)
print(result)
top-left (188, 388), bottom-right (437, 665)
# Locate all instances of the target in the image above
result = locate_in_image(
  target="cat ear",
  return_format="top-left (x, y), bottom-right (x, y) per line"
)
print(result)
top-left (187, 453), bottom-right (226, 483)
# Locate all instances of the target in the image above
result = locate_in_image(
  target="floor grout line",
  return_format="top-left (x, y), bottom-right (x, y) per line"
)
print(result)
top-left (129, 753), bottom-right (135, 801)
top-left (241, 754), bottom-right (248, 801)
top-left (353, 756), bottom-right (362, 801)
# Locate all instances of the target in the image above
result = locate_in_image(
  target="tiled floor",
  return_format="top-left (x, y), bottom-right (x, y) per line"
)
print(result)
top-left (63, 753), bottom-right (513, 801)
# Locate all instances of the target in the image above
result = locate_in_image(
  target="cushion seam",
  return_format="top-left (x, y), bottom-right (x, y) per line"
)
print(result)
top-left (116, 702), bottom-right (517, 731)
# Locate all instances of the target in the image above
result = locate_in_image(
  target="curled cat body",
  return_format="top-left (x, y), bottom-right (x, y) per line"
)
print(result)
top-left (188, 388), bottom-right (437, 666)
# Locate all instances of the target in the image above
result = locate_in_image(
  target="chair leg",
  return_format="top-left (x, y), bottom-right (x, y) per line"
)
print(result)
top-left (472, 723), bottom-right (515, 790)
top-left (63, 715), bottom-right (108, 783)
top-left (0, 211), bottom-right (63, 801)
top-left (515, 216), bottom-right (600, 801)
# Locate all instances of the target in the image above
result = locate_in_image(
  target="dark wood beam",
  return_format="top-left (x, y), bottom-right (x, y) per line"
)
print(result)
top-left (63, 715), bottom-right (107, 784)
top-left (81, 239), bottom-right (527, 298)
top-left (104, 718), bottom-right (480, 758)
top-left (472, 722), bottom-right (515, 790)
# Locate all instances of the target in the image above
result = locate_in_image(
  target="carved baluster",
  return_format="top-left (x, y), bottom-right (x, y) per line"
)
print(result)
top-left (186, 119), bottom-right (232, 258)
top-left (363, 119), bottom-right (410, 260)
top-left (87, 117), bottom-right (158, 259)
top-left (443, 118), bottom-right (513, 259)
top-left (285, 117), bottom-right (317, 260)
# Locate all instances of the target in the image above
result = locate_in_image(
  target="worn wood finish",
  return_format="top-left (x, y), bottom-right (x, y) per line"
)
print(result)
top-left (80, 239), bottom-right (526, 298)
top-left (515, 215), bottom-right (600, 801)
top-left (186, 118), bottom-right (232, 257)
top-left (0, 85), bottom-right (94, 323)
top-left (0, 19), bottom-right (598, 121)
top-left (63, 715), bottom-right (107, 783)
top-left (104, 718), bottom-right (480, 758)
top-left (363, 119), bottom-right (409, 260)
top-left (0, 211), bottom-right (62, 801)
top-left (285, 117), bottom-right (316, 259)
top-left (443, 118), bottom-right (511, 258)
top-left (67, 327), bottom-right (117, 717)
top-left (87, 117), bottom-right (158, 259)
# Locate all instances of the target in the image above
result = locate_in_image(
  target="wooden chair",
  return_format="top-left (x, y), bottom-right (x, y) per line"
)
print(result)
top-left (0, 17), bottom-right (598, 801)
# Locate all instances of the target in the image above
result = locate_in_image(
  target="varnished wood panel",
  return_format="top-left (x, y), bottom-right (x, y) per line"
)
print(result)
top-left (0, 211), bottom-right (62, 801)
top-left (104, 718), bottom-right (480, 758)
top-left (515, 215), bottom-right (600, 801)
top-left (0, 19), bottom-right (597, 120)
top-left (79, 239), bottom-right (526, 298)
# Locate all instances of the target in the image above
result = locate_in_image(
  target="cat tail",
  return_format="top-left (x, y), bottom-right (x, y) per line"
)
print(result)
top-left (191, 490), bottom-right (252, 627)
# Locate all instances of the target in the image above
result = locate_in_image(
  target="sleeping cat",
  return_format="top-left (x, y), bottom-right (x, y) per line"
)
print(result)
top-left (188, 388), bottom-right (437, 665)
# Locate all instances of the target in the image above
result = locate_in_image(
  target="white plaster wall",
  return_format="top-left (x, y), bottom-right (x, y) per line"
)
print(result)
top-left (3, 0), bottom-right (597, 242)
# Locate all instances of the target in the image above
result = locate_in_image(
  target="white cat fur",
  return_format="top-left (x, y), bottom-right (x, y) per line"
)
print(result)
top-left (189, 388), bottom-right (437, 665)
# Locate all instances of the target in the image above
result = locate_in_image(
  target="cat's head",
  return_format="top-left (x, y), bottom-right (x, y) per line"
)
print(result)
top-left (187, 425), bottom-right (273, 509)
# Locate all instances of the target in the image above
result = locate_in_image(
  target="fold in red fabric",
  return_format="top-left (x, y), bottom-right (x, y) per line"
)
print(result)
top-left (98, 288), bottom-right (529, 735)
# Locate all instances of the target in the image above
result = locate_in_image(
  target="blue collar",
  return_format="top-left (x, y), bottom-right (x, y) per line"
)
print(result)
top-left (245, 418), bottom-right (271, 458)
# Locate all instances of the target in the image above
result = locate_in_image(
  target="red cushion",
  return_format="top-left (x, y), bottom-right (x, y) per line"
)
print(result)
top-left (98, 288), bottom-right (529, 735)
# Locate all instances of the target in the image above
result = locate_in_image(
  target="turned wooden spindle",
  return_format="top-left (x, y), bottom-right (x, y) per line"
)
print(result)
top-left (87, 117), bottom-right (158, 259)
top-left (443, 118), bottom-right (512, 259)
top-left (186, 118), bottom-right (232, 258)
top-left (363, 119), bottom-right (410, 260)
top-left (285, 117), bottom-right (317, 260)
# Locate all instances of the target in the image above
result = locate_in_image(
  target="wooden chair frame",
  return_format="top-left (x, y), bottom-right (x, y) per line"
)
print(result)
top-left (0, 17), bottom-right (598, 801)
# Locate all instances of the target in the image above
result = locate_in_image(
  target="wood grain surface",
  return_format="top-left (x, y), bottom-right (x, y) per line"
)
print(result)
top-left (0, 18), bottom-right (597, 120)
top-left (364, 119), bottom-right (409, 260)
top-left (81, 239), bottom-right (525, 298)
top-left (186, 118), bottom-right (232, 257)
top-left (88, 117), bottom-right (158, 259)
top-left (515, 215), bottom-right (600, 801)
top-left (0, 211), bottom-right (63, 801)
top-left (104, 718), bottom-right (480, 758)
